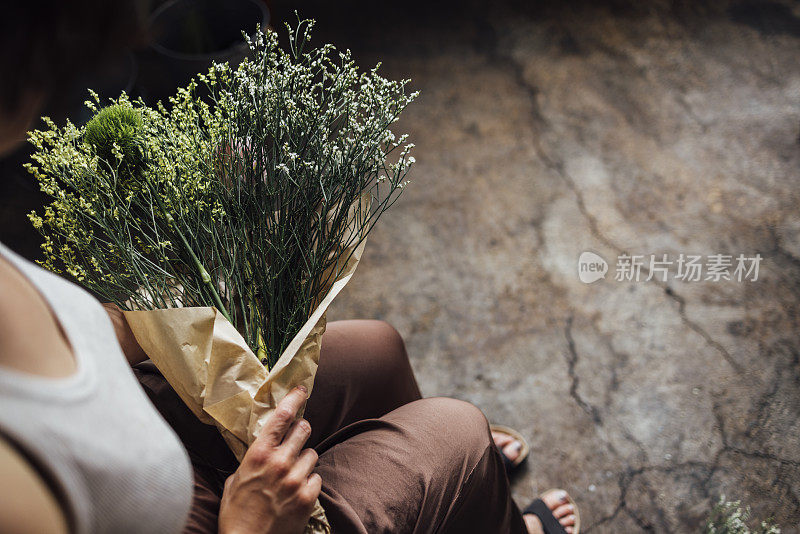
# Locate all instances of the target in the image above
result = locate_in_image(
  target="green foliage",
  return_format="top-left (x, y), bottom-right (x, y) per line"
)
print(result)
top-left (704, 497), bottom-right (780, 534)
top-left (83, 104), bottom-right (146, 181)
top-left (27, 20), bottom-right (417, 368)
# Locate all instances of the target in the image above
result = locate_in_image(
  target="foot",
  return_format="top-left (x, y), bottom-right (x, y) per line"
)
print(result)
top-left (492, 430), bottom-right (523, 463)
top-left (523, 490), bottom-right (577, 534)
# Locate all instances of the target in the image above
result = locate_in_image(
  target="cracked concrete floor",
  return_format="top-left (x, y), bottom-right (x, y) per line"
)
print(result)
top-left (280, 0), bottom-right (800, 531)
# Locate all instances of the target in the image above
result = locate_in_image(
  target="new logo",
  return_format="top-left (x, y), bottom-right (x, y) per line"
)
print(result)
top-left (578, 251), bottom-right (608, 284)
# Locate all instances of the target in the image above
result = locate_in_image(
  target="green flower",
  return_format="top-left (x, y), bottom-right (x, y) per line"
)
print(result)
top-left (84, 104), bottom-right (146, 181)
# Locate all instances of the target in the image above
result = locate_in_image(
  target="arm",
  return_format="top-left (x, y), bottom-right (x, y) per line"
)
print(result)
top-left (218, 386), bottom-right (322, 534)
top-left (103, 306), bottom-right (323, 533)
top-left (102, 303), bottom-right (149, 366)
top-left (0, 437), bottom-right (69, 534)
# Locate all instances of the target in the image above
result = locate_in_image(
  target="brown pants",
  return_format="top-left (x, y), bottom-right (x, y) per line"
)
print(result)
top-left (134, 320), bottom-right (527, 534)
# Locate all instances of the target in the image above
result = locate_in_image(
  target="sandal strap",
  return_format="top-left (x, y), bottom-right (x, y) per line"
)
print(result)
top-left (522, 498), bottom-right (568, 534)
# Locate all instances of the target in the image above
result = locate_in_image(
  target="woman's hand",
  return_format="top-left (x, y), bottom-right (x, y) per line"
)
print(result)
top-left (218, 386), bottom-right (322, 534)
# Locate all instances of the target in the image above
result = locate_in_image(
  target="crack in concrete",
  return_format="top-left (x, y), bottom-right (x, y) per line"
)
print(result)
top-left (593, 383), bottom-right (800, 530)
top-left (545, 138), bottom-right (744, 373)
top-left (557, 325), bottom-right (796, 532)
top-left (663, 286), bottom-right (743, 372)
top-left (589, 322), bottom-right (629, 411)
top-left (587, 401), bottom-right (800, 533)
top-left (713, 400), bottom-right (800, 468)
top-left (586, 459), bottom-right (720, 532)
top-left (554, 150), bottom-right (744, 374)
top-left (478, 16), bottom-right (745, 376)
top-left (563, 318), bottom-right (678, 531)
top-left (712, 401), bottom-right (800, 521)
top-left (564, 316), bottom-right (603, 425)
top-left (470, 9), bottom-right (797, 531)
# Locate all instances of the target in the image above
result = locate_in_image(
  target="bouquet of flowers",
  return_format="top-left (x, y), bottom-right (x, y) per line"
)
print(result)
top-left (27, 19), bottom-right (416, 533)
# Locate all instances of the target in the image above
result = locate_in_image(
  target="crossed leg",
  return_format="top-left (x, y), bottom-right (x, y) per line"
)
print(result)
top-left (137, 320), bottom-right (531, 533)
top-left (305, 320), bottom-right (528, 533)
top-left (304, 319), bottom-right (422, 448)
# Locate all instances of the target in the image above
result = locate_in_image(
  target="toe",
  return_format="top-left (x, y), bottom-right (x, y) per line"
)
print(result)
top-left (560, 514), bottom-right (576, 527)
top-left (542, 490), bottom-right (570, 509)
top-left (553, 504), bottom-right (574, 519)
top-left (565, 527), bottom-right (574, 534)
top-left (492, 431), bottom-right (514, 448)
top-left (502, 440), bottom-right (522, 461)
top-left (523, 514), bottom-right (544, 534)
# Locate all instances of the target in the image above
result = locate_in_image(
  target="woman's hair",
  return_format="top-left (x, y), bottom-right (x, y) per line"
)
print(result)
top-left (0, 0), bottom-right (146, 115)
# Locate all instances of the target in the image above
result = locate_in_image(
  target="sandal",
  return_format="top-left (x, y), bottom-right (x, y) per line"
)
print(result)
top-left (490, 424), bottom-right (530, 473)
top-left (522, 489), bottom-right (581, 534)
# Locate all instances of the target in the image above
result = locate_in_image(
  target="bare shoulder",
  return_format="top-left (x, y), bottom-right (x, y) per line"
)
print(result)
top-left (0, 436), bottom-right (68, 534)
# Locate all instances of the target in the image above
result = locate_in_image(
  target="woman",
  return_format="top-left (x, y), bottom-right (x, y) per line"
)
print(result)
top-left (0, 2), bottom-right (578, 533)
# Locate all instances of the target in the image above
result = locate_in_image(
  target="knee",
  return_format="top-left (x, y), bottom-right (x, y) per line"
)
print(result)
top-left (322, 319), bottom-right (409, 371)
top-left (425, 397), bottom-right (489, 428)
top-left (361, 320), bottom-right (409, 371)
top-left (418, 397), bottom-right (492, 452)
top-left (367, 320), bottom-right (406, 356)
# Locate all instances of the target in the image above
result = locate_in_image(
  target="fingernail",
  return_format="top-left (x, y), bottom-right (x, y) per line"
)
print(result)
top-left (297, 385), bottom-right (308, 394)
top-left (512, 441), bottom-right (522, 452)
top-left (558, 491), bottom-right (568, 503)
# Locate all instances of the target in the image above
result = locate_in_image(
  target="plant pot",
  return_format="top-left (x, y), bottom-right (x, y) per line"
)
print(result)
top-left (137, 0), bottom-right (269, 103)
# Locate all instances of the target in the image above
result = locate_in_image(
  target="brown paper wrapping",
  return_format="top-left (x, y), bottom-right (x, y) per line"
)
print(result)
top-left (123, 195), bottom-right (370, 534)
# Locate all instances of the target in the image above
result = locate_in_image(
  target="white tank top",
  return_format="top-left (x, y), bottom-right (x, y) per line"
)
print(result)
top-left (0, 244), bottom-right (193, 533)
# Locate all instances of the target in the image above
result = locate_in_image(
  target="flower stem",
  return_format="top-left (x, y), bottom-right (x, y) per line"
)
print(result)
top-left (163, 211), bottom-right (233, 323)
